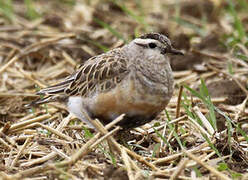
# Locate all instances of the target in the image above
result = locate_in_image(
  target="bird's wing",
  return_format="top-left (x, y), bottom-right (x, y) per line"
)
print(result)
top-left (32, 48), bottom-right (129, 105)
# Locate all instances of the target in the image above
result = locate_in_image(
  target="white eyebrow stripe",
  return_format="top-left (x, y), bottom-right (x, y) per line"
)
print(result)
top-left (133, 38), bottom-right (164, 48)
top-left (134, 38), bottom-right (158, 44)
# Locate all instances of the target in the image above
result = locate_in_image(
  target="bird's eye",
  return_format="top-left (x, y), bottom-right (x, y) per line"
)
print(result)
top-left (148, 43), bottom-right (157, 49)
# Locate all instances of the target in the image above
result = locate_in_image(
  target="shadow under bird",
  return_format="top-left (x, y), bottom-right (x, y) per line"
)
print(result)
top-left (29, 33), bottom-right (183, 129)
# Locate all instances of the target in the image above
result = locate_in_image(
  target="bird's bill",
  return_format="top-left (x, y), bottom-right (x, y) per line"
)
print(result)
top-left (169, 47), bottom-right (184, 55)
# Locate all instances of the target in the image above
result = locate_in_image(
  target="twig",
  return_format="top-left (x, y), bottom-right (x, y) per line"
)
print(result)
top-left (56, 115), bottom-right (124, 167)
top-left (21, 152), bottom-right (58, 167)
top-left (124, 147), bottom-right (160, 171)
top-left (7, 114), bottom-right (51, 133)
top-left (193, 106), bottom-right (215, 135)
top-left (176, 85), bottom-right (184, 118)
top-left (0, 34), bottom-right (75, 74)
top-left (121, 148), bottom-right (135, 180)
top-left (170, 158), bottom-right (189, 180)
top-left (182, 149), bottom-right (231, 180)
top-left (62, 51), bottom-right (77, 67)
top-left (11, 137), bottom-right (31, 167)
top-left (154, 142), bottom-right (209, 165)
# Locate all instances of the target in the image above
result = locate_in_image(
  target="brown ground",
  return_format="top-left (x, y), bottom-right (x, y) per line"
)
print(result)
top-left (0, 0), bottom-right (248, 179)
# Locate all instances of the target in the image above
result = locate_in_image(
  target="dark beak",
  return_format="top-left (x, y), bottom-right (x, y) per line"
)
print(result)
top-left (169, 47), bottom-right (184, 55)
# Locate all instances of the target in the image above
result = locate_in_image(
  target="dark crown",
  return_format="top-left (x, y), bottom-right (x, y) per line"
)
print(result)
top-left (139, 33), bottom-right (171, 47)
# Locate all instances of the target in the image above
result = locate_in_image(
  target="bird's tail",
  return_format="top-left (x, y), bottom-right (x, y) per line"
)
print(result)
top-left (36, 78), bottom-right (73, 95)
top-left (26, 95), bottom-right (68, 107)
top-left (26, 78), bottom-right (73, 107)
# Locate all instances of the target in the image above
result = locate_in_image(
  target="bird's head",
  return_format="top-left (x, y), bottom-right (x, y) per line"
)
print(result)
top-left (125, 33), bottom-right (183, 63)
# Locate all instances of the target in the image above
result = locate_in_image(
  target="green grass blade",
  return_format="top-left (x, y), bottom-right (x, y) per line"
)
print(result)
top-left (24, 0), bottom-right (41, 20)
top-left (82, 126), bottom-right (94, 139)
top-left (227, 61), bottom-right (234, 74)
top-left (226, 0), bottom-right (246, 40)
top-left (0, 0), bottom-right (14, 21)
top-left (165, 110), bottom-right (184, 149)
top-left (237, 0), bottom-right (248, 9)
top-left (153, 128), bottom-right (173, 152)
top-left (110, 0), bottom-right (150, 31)
top-left (152, 143), bottom-right (160, 158)
top-left (215, 106), bottom-right (248, 143)
top-left (172, 17), bottom-right (206, 36)
top-left (93, 18), bottom-right (128, 43)
top-left (184, 80), bottom-right (217, 131)
top-left (235, 53), bottom-right (248, 62)
top-left (200, 79), bottom-right (217, 130)
top-left (202, 133), bottom-right (222, 158)
top-left (85, 39), bottom-right (109, 53)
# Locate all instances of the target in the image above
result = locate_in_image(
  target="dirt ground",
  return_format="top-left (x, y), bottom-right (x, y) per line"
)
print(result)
top-left (0, 0), bottom-right (248, 179)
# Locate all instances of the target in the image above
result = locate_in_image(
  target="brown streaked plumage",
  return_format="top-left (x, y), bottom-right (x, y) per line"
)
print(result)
top-left (30, 33), bottom-right (183, 129)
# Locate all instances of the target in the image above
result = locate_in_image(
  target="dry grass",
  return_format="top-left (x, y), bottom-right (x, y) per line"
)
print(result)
top-left (0, 0), bottom-right (248, 179)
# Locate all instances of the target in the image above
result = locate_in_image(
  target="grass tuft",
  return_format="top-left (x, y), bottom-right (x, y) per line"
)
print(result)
top-left (0, 0), bottom-right (14, 21)
top-left (24, 0), bottom-right (41, 20)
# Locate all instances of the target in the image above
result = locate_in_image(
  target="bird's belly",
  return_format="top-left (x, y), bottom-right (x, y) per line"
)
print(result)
top-left (88, 81), bottom-right (170, 123)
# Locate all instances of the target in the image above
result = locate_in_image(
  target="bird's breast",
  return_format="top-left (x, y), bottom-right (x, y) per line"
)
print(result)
top-left (88, 76), bottom-right (171, 121)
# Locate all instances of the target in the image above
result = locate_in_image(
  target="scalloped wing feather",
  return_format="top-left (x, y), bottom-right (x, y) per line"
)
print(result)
top-left (33, 48), bottom-right (129, 105)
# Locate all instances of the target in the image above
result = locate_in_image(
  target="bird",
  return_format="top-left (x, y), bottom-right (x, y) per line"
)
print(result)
top-left (29, 33), bottom-right (183, 130)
